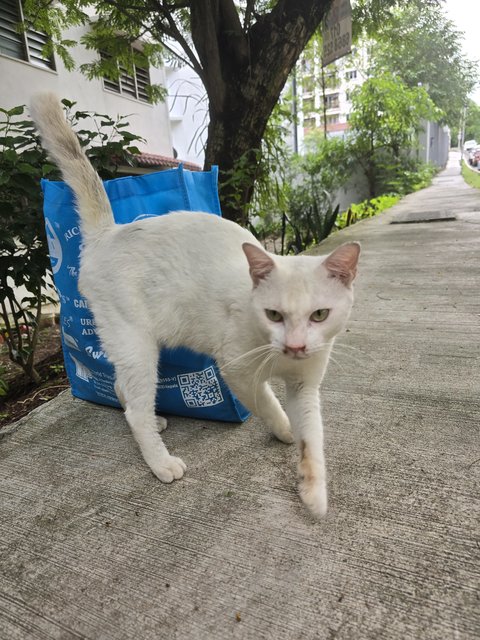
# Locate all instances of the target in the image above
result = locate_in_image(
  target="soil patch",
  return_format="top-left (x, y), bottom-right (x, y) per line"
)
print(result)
top-left (0, 324), bottom-right (70, 430)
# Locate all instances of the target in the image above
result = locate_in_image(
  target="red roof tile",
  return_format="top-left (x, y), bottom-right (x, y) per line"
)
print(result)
top-left (326, 122), bottom-right (350, 133)
top-left (136, 152), bottom-right (201, 172)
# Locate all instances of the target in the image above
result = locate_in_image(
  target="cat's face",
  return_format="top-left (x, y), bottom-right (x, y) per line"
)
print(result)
top-left (243, 243), bottom-right (360, 359)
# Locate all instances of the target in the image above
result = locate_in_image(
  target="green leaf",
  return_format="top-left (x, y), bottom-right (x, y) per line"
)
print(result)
top-left (3, 149), bottom-right (17, 163)
top-left (42, 163), bottom-right (58, 176)
top-left (8, 106), bottom-right (25, 117)
top-left (17, 162), bottom-right (39, 175)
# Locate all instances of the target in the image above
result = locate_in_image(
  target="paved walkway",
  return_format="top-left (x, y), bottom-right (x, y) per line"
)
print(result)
top-left (1, 152), bottom-right (479, 639)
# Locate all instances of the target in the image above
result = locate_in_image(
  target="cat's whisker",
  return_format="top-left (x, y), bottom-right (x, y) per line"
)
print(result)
top-left (267, 351), bottom-right (279, 382)
top-left (220, 344), bottom-right (273, 372)
top-left (304, 342), bottom-right (350, 372)
top-left (333, 342), bottom-right (376, 362)
top-left (252, 350), bottom-right (278, 412)
top-left (307, 341), bottom-right (370, 368)
top-left (310, 343), bottom-right (365, 369)
top-left (331, 343), bottom-right (375, 367)
top-left (308, 343), bottom-right (335, 356)
top-left (330, 348), bottom-right (365, 368)
top-left (252, 351), bottom-right (272, 395)
top-left (327, 353), bottom-right (346, 372)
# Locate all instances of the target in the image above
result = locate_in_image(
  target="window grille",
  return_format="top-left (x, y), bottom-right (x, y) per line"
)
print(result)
top-left (0, 0), bottom-right (55, 70)
top-left (101, 50), bottom-right (151, 102)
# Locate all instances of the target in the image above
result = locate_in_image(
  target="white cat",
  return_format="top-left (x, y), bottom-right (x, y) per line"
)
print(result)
top-left (31, 93), bottom-right (360, 518)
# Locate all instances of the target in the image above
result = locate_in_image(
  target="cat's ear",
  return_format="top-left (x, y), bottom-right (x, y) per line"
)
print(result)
top-left (323, 242), bottom-right (360, 286)
top-left (242, 243), bottom-right (275, 287)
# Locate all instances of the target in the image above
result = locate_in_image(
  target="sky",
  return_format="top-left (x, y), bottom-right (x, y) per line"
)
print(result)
top-left (443, 0), bottom-right (480, 104)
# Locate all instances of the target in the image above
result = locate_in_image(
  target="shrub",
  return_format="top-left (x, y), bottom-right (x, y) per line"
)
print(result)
top-left (284, 181), bottom-right (340, 253)
top-left (337, 194), bottom-right (400, 229)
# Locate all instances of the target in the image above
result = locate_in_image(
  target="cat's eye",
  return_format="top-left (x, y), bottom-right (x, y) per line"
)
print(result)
top-left (265, 309), bottom-right (283, 322)
top-left (310, 309), bottom-right (329, 323)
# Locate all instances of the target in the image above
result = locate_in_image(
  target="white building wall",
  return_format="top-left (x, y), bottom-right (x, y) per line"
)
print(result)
top-left (0, 24), bottom-right (173, 157)
top-left (417, 120), bottom-right (450, 168)
top-left (165, 65), bottom-right (207, 166)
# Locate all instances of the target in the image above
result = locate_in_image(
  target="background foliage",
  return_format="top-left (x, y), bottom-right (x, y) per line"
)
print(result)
top-left (369, 3), bottom-right (477, 129)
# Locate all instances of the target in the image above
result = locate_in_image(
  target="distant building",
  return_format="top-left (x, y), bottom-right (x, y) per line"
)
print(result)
top-left (298, 46), bottom-right (365, 145)
top-left (296, 44), bottom-right (449, 167)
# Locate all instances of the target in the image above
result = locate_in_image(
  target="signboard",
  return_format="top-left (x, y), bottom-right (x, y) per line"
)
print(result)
top-left (322, 0), bottom-right (352, 66)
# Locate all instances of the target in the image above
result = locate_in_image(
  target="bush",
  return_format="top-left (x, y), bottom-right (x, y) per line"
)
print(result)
top-left (284, 180), bottom-right (340, 253)
top-left (337, 194), bottom-right (400, 229)
top-left (0, 101), bottom-right (143, 383)
top-left (375, 156), bottom-right (438, 196)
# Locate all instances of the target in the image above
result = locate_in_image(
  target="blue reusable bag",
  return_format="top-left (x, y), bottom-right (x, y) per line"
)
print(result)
top-left (42, 165), bottom-right (250, 422)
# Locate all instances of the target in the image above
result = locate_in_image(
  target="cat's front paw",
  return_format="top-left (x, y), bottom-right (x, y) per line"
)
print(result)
top-left (299, 479), bottom-right (328, 519)
top-left (151, 455), bottom-right (186, 483)
top-left (273, 426), bottom-right (295, 444)
top-left (270, 416), bottom-right (294, 444)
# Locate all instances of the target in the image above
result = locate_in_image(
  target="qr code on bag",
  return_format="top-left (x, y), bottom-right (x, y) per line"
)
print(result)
top-left (177, 366), bottom-right (224, 408)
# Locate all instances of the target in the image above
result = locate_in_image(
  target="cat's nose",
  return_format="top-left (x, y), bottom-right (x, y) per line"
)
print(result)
top-left (284, 344), bottom-right (307, 356)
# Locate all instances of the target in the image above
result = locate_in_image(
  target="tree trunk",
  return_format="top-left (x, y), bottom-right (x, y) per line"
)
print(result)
top-left (191, 0), bottom-right (335, 223)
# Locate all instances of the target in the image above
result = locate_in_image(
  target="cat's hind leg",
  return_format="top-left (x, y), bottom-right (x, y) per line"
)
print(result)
top-left (108, 335), bottom-right (185, 482)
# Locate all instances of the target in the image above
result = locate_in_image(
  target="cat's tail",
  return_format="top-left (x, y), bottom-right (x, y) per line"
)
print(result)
top-left (30, 92), bottom-right (114, 236)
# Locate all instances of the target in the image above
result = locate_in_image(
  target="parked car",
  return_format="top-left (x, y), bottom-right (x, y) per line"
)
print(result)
top-left (464, 139), bottom-right (477, 151)
top-left (471, 148), bottom-right (480, 168)
top-left (467, 146), bottom-right (480, 165)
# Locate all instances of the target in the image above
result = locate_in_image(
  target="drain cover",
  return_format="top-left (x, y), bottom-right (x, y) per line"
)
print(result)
top-left (390, 211), bottom-right (457, 224)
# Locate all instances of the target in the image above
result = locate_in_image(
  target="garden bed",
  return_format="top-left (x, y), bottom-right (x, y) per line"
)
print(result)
top-left (0, 325), bottom-right (69, 430)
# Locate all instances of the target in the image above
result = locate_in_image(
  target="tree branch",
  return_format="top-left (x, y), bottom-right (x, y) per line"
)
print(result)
top-left (267, 0), bottom-right (332, 29)
top-left (219, 0), bottom-right (249, 65)
top-left (190, 1), bottom-right (226, 113)
top-left (25, 290), bottom-right (43, 381)
top-left (0, 297), bottom-right (15, 362)
top-left (151, 1), bottom-right (205, 81)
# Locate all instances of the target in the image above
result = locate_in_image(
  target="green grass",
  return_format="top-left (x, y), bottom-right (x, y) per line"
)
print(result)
top-left (461, 160), bottom-right (480, 189)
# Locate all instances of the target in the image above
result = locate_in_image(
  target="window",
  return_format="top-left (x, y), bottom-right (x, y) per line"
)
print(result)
top-left (326, 114), bottom-right (339, 125)
top-left (302, 97), bottom-right (315, 114)
top-left (304, 117), bottom-right (316, 130)
top-left (101, 50), bottom-right (151, 102)
top-left (301, 58), bottom-right (313, 75)
top-left (324, 93), bottom-right (339, 109)
top-left (324, 71), bottom-right (338, 88)
top-left (346, 70), bottom-right (357, 80)
top-left (0, 0), bottom-right (55, 69)
top-left (302, 75), bottom-right (315, 95)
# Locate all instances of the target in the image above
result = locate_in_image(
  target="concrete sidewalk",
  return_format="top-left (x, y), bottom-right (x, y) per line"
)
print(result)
top-left (1, 152), bottom-right (479, 639)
